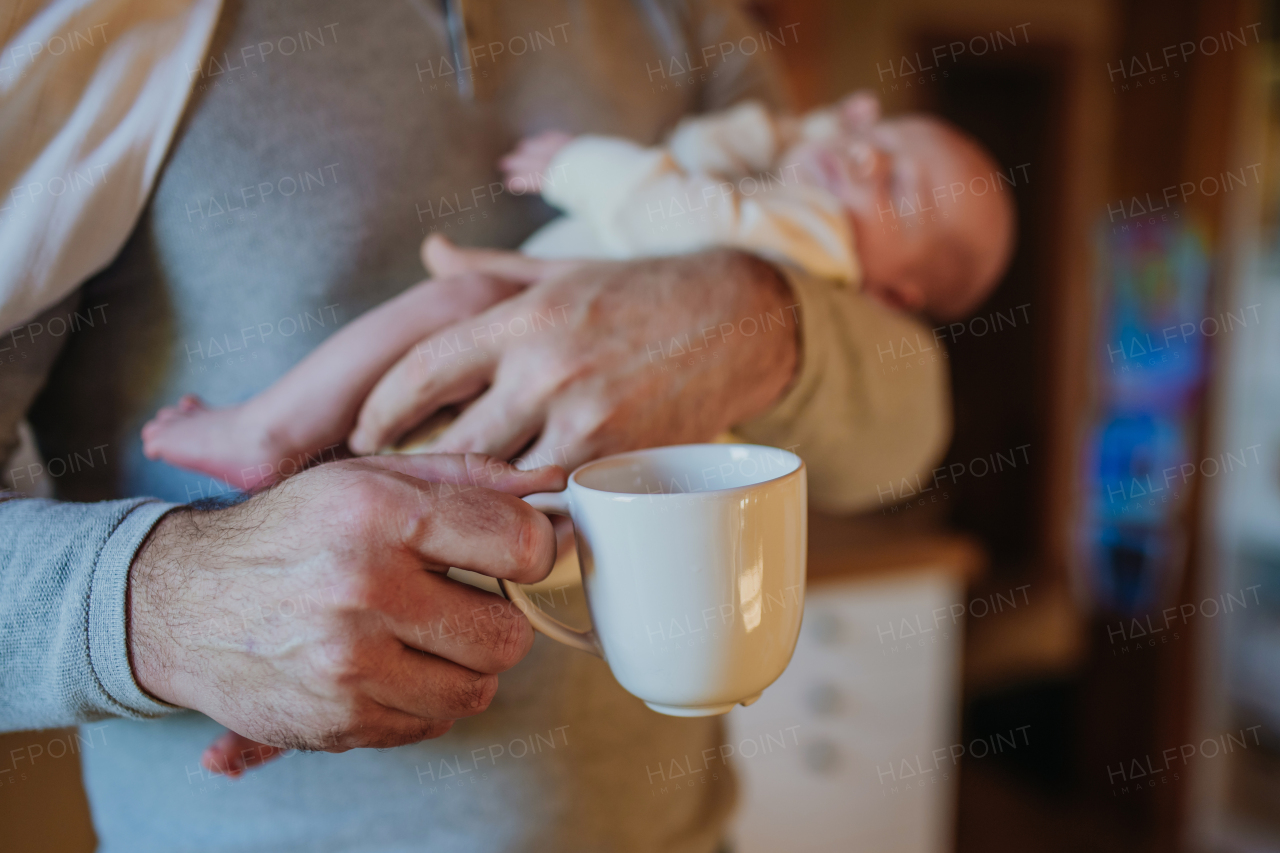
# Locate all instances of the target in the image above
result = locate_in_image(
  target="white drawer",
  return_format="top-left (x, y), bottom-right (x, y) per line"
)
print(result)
top-left (728, 571), bottom-right (964, 853)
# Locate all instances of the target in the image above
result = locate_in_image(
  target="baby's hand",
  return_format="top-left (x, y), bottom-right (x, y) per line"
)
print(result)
top-left (500, 131), bottom-right (573, 193)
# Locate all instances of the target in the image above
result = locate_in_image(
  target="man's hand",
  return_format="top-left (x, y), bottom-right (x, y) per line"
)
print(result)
top-left (128, 454), bottom-right (564, 758)
top-left (348, 242), bottom-right (801, 468)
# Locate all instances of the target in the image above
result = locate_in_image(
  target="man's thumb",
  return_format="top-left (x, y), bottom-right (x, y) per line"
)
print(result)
top-left (361, 452), bottom-right (566, 496)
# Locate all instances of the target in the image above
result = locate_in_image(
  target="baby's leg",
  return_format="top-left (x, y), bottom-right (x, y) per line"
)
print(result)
top-left (142, 273), bottom-right (523, 491)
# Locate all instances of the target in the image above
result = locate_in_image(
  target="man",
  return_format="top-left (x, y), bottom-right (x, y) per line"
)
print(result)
top-left (0, 1), bottom-right (950, 850)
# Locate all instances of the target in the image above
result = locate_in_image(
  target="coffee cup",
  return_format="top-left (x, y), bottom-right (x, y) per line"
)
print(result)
top-left (498, 443), bottom-right (806, 717)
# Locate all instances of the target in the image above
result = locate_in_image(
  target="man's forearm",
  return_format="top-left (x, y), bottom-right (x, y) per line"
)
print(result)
top-left (720, 249), bottom-right (802, 425)
top-left (734, 265), bottom-right (952, 514)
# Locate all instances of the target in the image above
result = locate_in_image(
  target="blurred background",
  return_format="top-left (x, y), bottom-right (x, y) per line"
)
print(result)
top-left (727, 0), bottom-right (1280, 850)
top-left (4, 0), bottom-right (1280, 850)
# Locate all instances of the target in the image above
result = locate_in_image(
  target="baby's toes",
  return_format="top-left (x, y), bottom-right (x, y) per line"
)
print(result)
top-left (143, 406), bottom-right (179, 431)
top-left (141, 424), bottom-right (165, 457)
top-left (423, 234), bottom-right (460, 275)
top-left (177, 394), bottom-right (205, 413)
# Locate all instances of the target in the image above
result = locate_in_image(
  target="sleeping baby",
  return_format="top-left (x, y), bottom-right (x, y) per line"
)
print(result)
top-left (142, 91), bottom-right (1015, 490)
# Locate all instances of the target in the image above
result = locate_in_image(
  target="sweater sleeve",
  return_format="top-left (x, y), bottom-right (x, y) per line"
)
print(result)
top-left (734, 264), bottom-right (953, 514)
top-left (0, 496), bottom-right (183, 731)
top-left (0, 295), bottom-right (183, 732)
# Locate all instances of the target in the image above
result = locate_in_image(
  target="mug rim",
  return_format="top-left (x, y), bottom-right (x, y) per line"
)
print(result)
top-left (567, 443), bottom-right (804, 498)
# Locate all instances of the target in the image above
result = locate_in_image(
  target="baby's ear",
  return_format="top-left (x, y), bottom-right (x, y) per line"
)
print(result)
top-left (841, 91), bottom-right (881, 129)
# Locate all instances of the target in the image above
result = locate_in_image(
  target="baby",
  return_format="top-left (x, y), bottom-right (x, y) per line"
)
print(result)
top-left (502, 91), bottom-right (1014, 318)
top-left (142, 92), bottom-right (1014, 491)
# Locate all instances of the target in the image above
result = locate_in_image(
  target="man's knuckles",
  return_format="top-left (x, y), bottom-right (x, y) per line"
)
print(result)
top-left (319, 473), bottom-right (398, 535)
top-left (438, 670), bottom-right (500, 717)
top-left (509, 501), bottom-right (557, 583)
top-left (463, 602), bottom-right (534, 672)
top-left (520, 350), bottom-right (590, 399)
top-left (420, 488), bottom-right (555, 580)
top-left (400, 718), bottom-right (455, 744)
top-left (307, 637), bottom-right (380, 690)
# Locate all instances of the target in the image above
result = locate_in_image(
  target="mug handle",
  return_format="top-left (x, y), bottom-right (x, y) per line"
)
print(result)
top-left (497, 491), bottom-right (605, 659)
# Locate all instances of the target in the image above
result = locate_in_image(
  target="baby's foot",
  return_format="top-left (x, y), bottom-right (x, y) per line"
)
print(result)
top-left (201, 730), bottom-right (287, 778)
top-left (422, 234), bottom-right (578, 282)
top-left (142, 395), bottom-right (292, 492)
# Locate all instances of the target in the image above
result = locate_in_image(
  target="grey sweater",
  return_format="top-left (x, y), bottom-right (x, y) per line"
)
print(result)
top-left (0, 1), bottom-right (950, 850)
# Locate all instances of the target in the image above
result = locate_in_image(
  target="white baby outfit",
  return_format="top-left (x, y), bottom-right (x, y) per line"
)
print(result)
top-left (520, 101), bottom-right (861, 285)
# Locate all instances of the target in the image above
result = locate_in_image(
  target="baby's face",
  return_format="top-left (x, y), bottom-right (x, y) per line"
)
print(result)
top-left (792, 104), bottom-right (1006, 317)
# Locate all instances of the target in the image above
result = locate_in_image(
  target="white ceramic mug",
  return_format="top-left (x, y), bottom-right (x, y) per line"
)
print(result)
top-left (498, 443), bottom-right (807, 717)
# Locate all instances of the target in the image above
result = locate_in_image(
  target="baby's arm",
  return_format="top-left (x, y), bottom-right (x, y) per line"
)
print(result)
top-left (499, 124), bottom-right (856, 283)
top-left (142, 274), bottom-right (522, 491)
top-left (500, 102), bottom-right (780, 209)
top-left (499, 131), bottom-right (574, 192)
top-left (598, 167), bottom-right (860, 283)
top-left (502, 132), bottom-right (676, 231)
top-left (666, 100), bottom-right (783, 177)
top-left (498, 100), bottom-right (781, 222)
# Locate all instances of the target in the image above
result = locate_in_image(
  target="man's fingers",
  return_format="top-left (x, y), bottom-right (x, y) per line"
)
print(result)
top-left (350, 336), bottom-right (496, 454)
top-left (201, 731), bottom-right (288, 778)
top-left (387, 571), bottom-right (533, 674)
top-left (423, 235), bottom-right (579, 282)
top-left (515, 423), bottom-right (592, 472)
top-left (358, 453), bottom-right (564, 580)
top-left (429, 383), bottom-right (546, 462)
top-left (405, 485), bottom-right (557, 582)
top-left (358, 452), bottom-right (565, 496)
top-left (369, 645), bottom-right (501, 721)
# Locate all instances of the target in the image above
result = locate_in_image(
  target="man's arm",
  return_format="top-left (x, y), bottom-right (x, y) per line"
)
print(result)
top-left (0, 295), bottom-right (183, 731)
top-left (2, 450), bottom-right (565, 743)
top-left (355, 243), bottom-right (949, 514)
top-left (734, 265), bottom-right (953, 513)
top-left (348, 248), bottom-right (799, 463)
top-left (685, 0), bottom-right (953, 510)
top-left (0, 295), bottom-right (559, 748)
top-left (0, 495), bottom-right (182, 731)
top-left (123, 454), bottom-right (560, 754)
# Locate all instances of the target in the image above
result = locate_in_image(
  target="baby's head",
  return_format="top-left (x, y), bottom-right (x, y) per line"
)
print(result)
top-left (796, 93), bottom-right (1015, 321)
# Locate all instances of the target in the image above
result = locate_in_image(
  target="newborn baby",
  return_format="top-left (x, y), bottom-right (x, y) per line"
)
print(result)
top-left (143, 92), bottom-right (1014, 492)
top-left (508, 91), bottom-right (1013, 318)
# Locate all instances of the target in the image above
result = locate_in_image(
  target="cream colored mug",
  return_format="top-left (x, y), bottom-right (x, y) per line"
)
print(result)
top-left (498, 443), bottom-right (807, 717)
